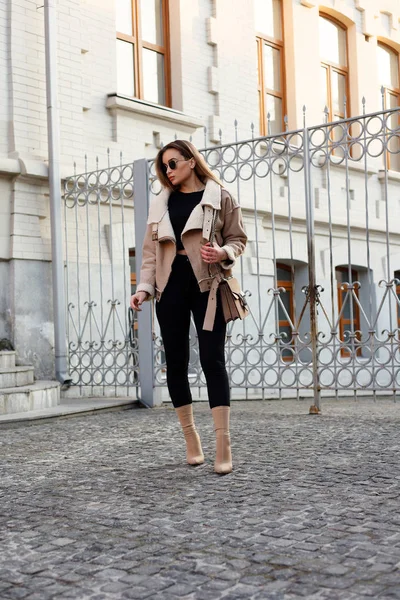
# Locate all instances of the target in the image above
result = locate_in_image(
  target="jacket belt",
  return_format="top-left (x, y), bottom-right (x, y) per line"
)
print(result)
top-left (203, 272), bottom-right (224, 331)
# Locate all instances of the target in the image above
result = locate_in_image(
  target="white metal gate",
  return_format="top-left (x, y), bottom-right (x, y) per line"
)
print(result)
top-left (64, 107), bottom-right (400, 406)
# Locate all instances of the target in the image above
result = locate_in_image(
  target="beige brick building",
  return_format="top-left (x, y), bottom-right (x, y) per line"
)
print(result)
top-left (0, 0), bottom-right (399, 386)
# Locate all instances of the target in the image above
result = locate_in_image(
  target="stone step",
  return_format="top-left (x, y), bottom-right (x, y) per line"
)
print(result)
top-left (0, 381), bottom-right (60, 415)
top-left (0, 366), bottom-right (35, 389)
top-left (0, 351), bottom-right (16, 369)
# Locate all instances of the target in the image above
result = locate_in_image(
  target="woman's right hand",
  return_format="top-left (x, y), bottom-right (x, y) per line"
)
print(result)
top-left (130, 291), bottom-right (149, 311)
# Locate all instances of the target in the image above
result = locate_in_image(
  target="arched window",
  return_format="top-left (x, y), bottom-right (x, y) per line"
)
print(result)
top-left (319, 15), bottom-right (349, 121)
top-left (255, 0), bottom-right (285, 135)
top-left (378, 42), bottom-right (400, 171)
top-left (116, 0), bottom-right (170, 106)
top-left (378, 42), bottom-right (400, 109)
top-left (336, 267), bottom-right (361, 356)
top-left (395, 270), bottom-right (400, 335)
top-left (276, 263), bottom-right (294, 361)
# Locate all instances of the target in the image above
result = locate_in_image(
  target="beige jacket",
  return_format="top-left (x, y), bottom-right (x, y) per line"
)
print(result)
top-left (136, 178), bottom-right (247, 329)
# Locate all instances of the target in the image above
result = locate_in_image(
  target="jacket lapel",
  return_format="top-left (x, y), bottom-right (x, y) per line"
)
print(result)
top-left (181, 204), bottom-right (204, 237)
top-left (157, 214), bottom-right (176, 241)
top-left (147, 187), bottom-right (175, 241)
top-left (147, 187), bottom-right (170, 224)
top-left (182, 179), bottom-right (221, 239)
top-left (200, 179), bottom-right (222, 210)
top-left (147, 179), bottom-right (222, 243)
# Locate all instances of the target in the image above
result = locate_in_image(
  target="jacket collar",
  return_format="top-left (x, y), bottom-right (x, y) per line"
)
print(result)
top-left (147, 178), bottom-right (221, 224)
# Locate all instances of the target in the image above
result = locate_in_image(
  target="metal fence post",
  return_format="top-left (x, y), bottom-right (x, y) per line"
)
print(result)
top-left (303, 127), bottom-right (322, 414)
top-left (44, 0), bottom-right (71, 385)
top-left (133, 159), bottom-right (162, 408)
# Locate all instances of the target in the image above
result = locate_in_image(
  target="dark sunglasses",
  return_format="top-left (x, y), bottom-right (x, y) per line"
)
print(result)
top-left (162, 158), bottom-right (189, 173)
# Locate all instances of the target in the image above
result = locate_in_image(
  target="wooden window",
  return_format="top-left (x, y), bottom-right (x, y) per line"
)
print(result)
top-left (277, 264), bottom-right (294, 361)
top-left (378, 42), bottom-right (400, 171)
top-left (116, 0), bottom-right (170, 106)
top-left (395, 270), bottom-right (400, 334)
top-left (319, 15), bottom-right (349, 124)
top-left (378, 42), bottom-right (400, 106)
top-left (129, 249), bottom-right (137, 292)
top-left (336, 268), bottom-right (361, 356)
top-left (255, 0), bottom-right (285, 135)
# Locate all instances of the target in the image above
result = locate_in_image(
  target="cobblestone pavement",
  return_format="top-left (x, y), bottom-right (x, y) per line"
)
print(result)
top-left (1, 399), bottom-right (400, 600)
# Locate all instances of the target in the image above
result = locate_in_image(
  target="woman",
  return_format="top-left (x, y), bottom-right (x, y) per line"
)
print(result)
top-left (130, 140), bottom-right (247, 475)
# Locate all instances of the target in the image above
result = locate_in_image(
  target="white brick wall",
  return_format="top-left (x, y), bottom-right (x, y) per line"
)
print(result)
top-left (9, 0), bottom-right (47, 159)
top-left (0, 179), bottom-right (11, 259)
top-left (0, 1), bottom-right (399, 290)
top-left (10, 179), bottom-right (51, 261)
top-left (0, 2), bottom-right (10, 157)
top-left (1, 0), bottom-right (399, 169)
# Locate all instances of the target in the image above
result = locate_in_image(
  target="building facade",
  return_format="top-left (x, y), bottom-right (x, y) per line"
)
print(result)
top-left (0, 0), bottom-right (399, 396)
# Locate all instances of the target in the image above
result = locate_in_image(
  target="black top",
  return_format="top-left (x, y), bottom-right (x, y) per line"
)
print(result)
top-left (168, 190), bottom-right (204, 251)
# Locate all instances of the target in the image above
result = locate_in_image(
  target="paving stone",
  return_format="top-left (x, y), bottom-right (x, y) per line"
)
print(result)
top-left (2, 400), bottom-right (400, 600)
top-left (141, 575), bottom-right (176, 592)
top-left (50, 538), bottom-right (75, 547)
top-left (73, 565), bottom-right (103, 576)
top-left (199, 578), bottom-right (236, 592)
top-left (285, 583), bottom-right (322, 597)
top-left (100, 582), bottom-right (130, 593)
top-left (321, 564), bottom-right (351, 576)
top-left (28, 576), bottom-right (54, 588)
top-left (25, 594), bottom-right (56, 600)
top-left (343, 584), bottom-right (388, 597)
top-left (36, 583), bottom-right (71, 596)
top-left (273, 568), bottom-right (297, 580)
top-left (163, 583), bottom-right (197, 596)
top-left (2, 588), bottom-right (31, 599)
top-left (121, 588), bottom-right (149, 600)
top-left (17, 565), bottom-right (47, 576)
top-left (134, 564), bottom-right (163, 576)
top-left (119, 573), bottom-right (147, 585)
top-left (369, 563), bottom-right (396, 573)
top-left (95, 568), bottom-right (128, 579)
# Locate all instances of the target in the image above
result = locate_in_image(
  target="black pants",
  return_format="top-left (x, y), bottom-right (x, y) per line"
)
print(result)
top-left (156, 254), bottom-right (230, 409)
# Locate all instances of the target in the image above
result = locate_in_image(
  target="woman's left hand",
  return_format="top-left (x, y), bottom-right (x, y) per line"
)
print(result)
top-left (200, 242), bottom-right (227, 264)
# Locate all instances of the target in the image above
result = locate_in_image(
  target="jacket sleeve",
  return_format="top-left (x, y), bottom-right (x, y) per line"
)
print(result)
top-left (136, 223), bottom-right (156, 299)
top-left (219, 193), bottom-right (247, 270)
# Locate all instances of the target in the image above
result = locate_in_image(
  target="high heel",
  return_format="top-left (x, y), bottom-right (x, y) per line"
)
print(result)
top-left (175, 404), bottom-right (204, 465)
top-left (211, 406), bottom-right (232, 475)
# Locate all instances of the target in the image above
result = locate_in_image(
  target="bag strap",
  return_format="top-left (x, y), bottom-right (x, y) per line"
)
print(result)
top-left (151, 297), bottom-right (156, 341)
top-left (208, 209), bottom-right (220, 280)
top-left (209, 208), bottom-right (217, 244)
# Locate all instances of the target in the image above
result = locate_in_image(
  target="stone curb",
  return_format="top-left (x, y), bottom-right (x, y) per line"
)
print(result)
top-left (0, 397), bottom-right (140, 428)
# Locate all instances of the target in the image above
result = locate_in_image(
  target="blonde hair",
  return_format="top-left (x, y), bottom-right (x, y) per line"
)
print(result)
top-left (155, 140), bottom-right (222, 190)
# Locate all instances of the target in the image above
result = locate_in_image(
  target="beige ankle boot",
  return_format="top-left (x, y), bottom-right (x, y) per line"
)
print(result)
top-left (175, 404), bottom-right (204, 465)
top-left (211, 406), bottom-right (232, 475)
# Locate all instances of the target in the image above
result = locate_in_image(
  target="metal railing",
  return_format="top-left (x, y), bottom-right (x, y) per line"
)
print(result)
top-left (64, 107), bottom-right (400, 405)
top-left (64, 155), bottom-right (139, 397)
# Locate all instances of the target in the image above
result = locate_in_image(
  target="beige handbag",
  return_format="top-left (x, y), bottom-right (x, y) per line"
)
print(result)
top-left (209, 210), bottom-right (249, 325)
top-left (218, 276), bottom-right (249, 323)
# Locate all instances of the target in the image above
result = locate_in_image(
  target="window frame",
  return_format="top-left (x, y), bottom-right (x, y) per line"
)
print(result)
top-left (116, 0), bottom-right (171, 107)
top-left (336, 267), bottom-right (361, 357)
top-left (276, 263), bottom-right (294, 362)
top-left (377, 41), bottom-right (400, 172)
top-left (256, 0), bottom-right (286, 136)
top-left (378, 41), bottom-right (400, 107)
top-left (319, 14), bottom-right (350, 122)
top-left (395, 270), bottom-right (400, 336)
top-left (397, 280), bottom-right (400, 333)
